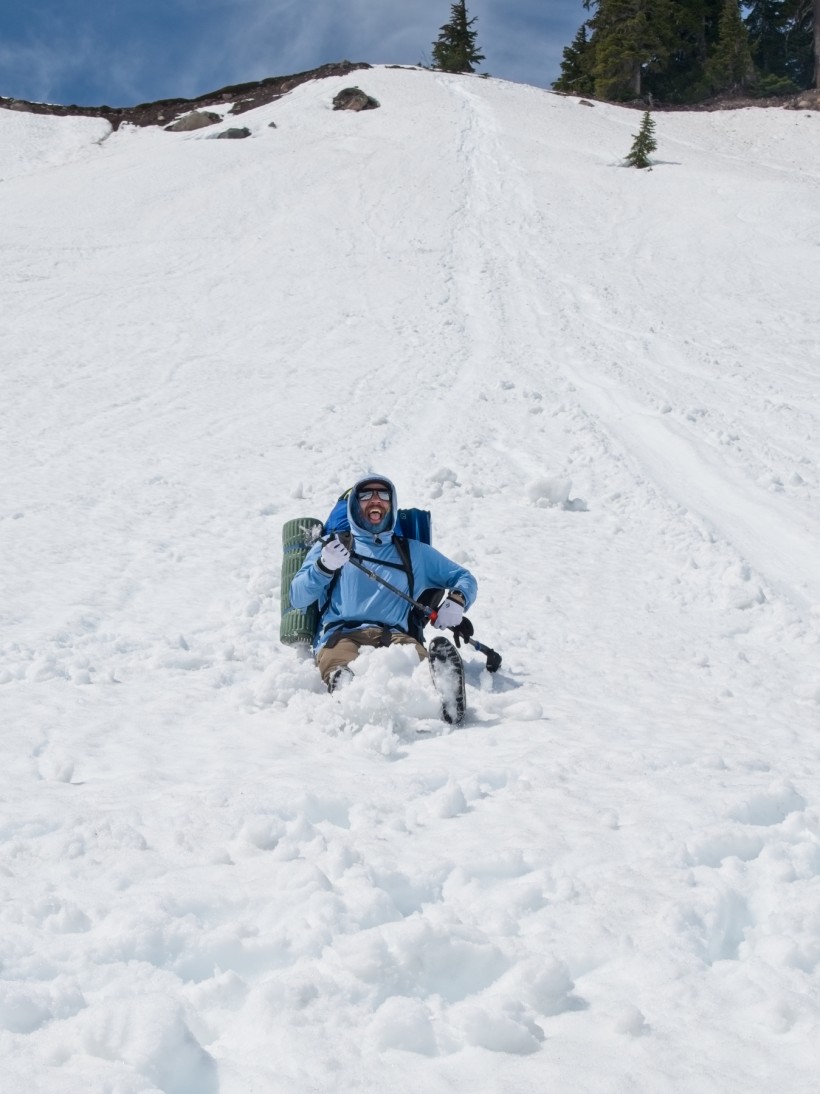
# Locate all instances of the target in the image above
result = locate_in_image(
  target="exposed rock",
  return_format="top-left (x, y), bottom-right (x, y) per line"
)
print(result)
top-left (0, 61), bottom-right (372, 131)
top-left (212, 127), bottom-right (251, 139)
top-left (165, 110), bottom-right (221, 132)
top-left (332, 87), bottom-right (380, 112)
top-left (784, 88), bottom-right (820, 111)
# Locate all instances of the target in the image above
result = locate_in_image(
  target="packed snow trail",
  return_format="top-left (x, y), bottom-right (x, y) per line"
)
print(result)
top-left (1, 68), bottom-right (819, 1094)
top-left (432, 79), bottom-right (820, 613)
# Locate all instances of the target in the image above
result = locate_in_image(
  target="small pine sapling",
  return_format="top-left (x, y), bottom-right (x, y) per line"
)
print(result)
top-left (624, 111), bottom-right (658, 169)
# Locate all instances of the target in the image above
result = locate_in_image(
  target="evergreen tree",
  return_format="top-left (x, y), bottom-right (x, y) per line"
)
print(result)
top-left (624, 110), bottom-right (658, 167)
top-left (431, 1), bottom-right (486, 74)
top-left (705, 0), bottom-right (756, 91)
top-left (553, 23), bottom-right (597, 94)
top-left (587, 0), bottom-right (679, 101)
top-left (787, 0), bottom-right (819, 86)
top-left (745, 0), bottom-right (790, 75)
top-left (701, 0), bottom-right (730, 51)
top-left (643, 0), bottom-right (724, 101)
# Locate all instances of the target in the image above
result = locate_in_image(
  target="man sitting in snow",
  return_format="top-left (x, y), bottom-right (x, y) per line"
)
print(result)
top-left (289, 474), bottom-right (477, 692)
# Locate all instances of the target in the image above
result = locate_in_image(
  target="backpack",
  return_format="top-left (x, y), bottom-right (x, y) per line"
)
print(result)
top-left (323, 488), bottom-right (432, 544)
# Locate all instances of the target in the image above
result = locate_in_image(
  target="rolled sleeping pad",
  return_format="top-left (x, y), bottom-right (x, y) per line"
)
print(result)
top-left (280, 517), bottom-right (323, 645)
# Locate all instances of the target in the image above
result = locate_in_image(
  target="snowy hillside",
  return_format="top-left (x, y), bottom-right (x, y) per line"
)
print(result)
top-left (1, 66), bottom-right (819, 1092)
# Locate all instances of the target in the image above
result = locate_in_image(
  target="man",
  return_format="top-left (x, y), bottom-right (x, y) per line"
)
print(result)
top-left (289, 474), bottom-right (477, 691)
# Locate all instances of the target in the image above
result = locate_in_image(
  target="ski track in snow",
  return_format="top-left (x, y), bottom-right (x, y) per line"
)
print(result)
top-left (1, 69), bottom-right (820, 1093)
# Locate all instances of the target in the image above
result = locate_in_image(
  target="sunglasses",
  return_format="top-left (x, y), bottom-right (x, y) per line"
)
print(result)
top-left (357, 488), bottom-right (391, 502)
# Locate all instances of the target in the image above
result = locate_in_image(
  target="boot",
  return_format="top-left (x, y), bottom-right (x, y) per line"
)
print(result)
top-left (327, 666), bottom-right (354, 694)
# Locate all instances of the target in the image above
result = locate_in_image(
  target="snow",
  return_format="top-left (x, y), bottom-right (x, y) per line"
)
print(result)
top-left (1, 66), bottom-right (820, 1092)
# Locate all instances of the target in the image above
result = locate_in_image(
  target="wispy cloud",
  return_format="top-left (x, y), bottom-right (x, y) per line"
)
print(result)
top-left (0, 0), bottom-right (582, 107)
top-left (182, 0), bottom-right (579, 94)
top-left (0, 30), bottom-right (100, 106)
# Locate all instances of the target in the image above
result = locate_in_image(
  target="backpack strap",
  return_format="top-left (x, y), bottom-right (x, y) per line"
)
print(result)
top-left (394, 535), bottom-right (431, 642)
top-left (392, 535), bottom-right (414, 599)
top-left (317, 535), bottom-right (417, 642)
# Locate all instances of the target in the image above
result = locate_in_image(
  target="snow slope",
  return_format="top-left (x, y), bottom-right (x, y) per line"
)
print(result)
top-left (1, 67), bottom-right (819, 1092)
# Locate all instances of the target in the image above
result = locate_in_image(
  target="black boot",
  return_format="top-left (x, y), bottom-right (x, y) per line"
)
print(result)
top-left (327, 666), bottom-right (354, 694)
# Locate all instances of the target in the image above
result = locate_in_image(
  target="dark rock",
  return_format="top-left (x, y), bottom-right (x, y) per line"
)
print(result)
top-left (784, 89), bottom-right (820, 111)
top-left (212, 127), bottom-right (251, 139)
top-left (165, 110), bottom-right (221, 132)
top-left (332, 87), bottom-right (380, 112)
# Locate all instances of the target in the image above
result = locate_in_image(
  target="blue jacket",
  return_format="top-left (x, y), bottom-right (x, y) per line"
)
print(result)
top-left (289, 475), bottom-right (477, 652)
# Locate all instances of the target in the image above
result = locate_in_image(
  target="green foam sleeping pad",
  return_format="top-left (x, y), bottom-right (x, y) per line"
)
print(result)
top-left (280, 516), bottom-right (323, 645)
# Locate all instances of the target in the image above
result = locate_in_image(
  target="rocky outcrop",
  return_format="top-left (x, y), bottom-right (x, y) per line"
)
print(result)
top-left (784, 88), bottom-right (820, 111)
top-left (165, 111), bottom-right (221, 132)
top-left (332, 87), bottom-right (380, 112)
top-left (0, 61), bottom-right (372, 131)
top-left (211, 127), bottom-right (252, 139)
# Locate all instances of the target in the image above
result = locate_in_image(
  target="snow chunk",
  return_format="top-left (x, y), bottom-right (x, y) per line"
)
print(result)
top-left (612, 1003), bottom-right (649, 1036)
top-left (450, 999), bottom-right (545, 1054)
top-left (327, 644), bottom-right (444, 741)
top-left (0, 978), bottom-right (85, 1033)
top-left (366, 996), bottom-right (438, 1055)
top-left (527, 477), bottom-right (587, 511)
top-left (75, 994), bottom-right (217, 1094)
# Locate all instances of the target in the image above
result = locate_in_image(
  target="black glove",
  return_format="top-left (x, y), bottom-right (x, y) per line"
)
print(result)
top-left (451, 616), bottom-right (474, 648)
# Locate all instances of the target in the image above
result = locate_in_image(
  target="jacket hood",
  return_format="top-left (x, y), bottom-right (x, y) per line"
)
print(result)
top-left (347, 474), bottom-right (397, 541)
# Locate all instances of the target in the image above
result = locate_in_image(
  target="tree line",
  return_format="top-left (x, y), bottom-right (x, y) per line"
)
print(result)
top-left (430, 1), bottom-right (818, 104)
top-left (554, 0), bottom-right (818, 102)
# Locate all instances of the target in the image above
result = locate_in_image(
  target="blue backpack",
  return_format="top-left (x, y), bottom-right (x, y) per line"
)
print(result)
top-left (324, 489), bottom-right (432, 544)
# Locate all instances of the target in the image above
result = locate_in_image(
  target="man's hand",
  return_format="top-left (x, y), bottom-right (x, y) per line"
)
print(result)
top-left (318, 535), bottom-right (351, 573)
top-left (452, 616), bottom-right (474, 648)
top-left (432, 595), bottom-right (465, 630)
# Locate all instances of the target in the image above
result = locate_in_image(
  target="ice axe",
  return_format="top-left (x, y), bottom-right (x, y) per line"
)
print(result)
top-left (345, 552), bottom-right (503, 673)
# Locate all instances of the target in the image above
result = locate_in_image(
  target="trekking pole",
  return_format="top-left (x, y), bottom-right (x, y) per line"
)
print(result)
top-left (345, 553), bottom-right (502, 673)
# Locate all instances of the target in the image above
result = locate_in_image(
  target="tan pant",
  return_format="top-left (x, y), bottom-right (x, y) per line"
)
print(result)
top-left (316, 627), bottom-right (427, 684)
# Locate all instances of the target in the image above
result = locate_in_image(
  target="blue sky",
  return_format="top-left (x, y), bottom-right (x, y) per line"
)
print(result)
top-left (0, 1), bottom-right (584, 107)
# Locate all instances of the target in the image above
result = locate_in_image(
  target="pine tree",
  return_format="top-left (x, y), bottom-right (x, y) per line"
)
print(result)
top-left (788, 0), bottom-right (819, 87)
top-left (745, 0), bottom-right (790, 75)
top-left (743, 0), bottom-right (811, 92)
top-left (431, 1), bottom-right (486, 74)
top-left (553, 23), bottom-right (597, 94)
top-left (587, 0), bottom-right (679, 101)
top-left (639, 0), bottom-right (715, 101)
top-left (706, 0), bottom-right (756, 91)
top-left (624, 110), bottom-right (658, 167)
